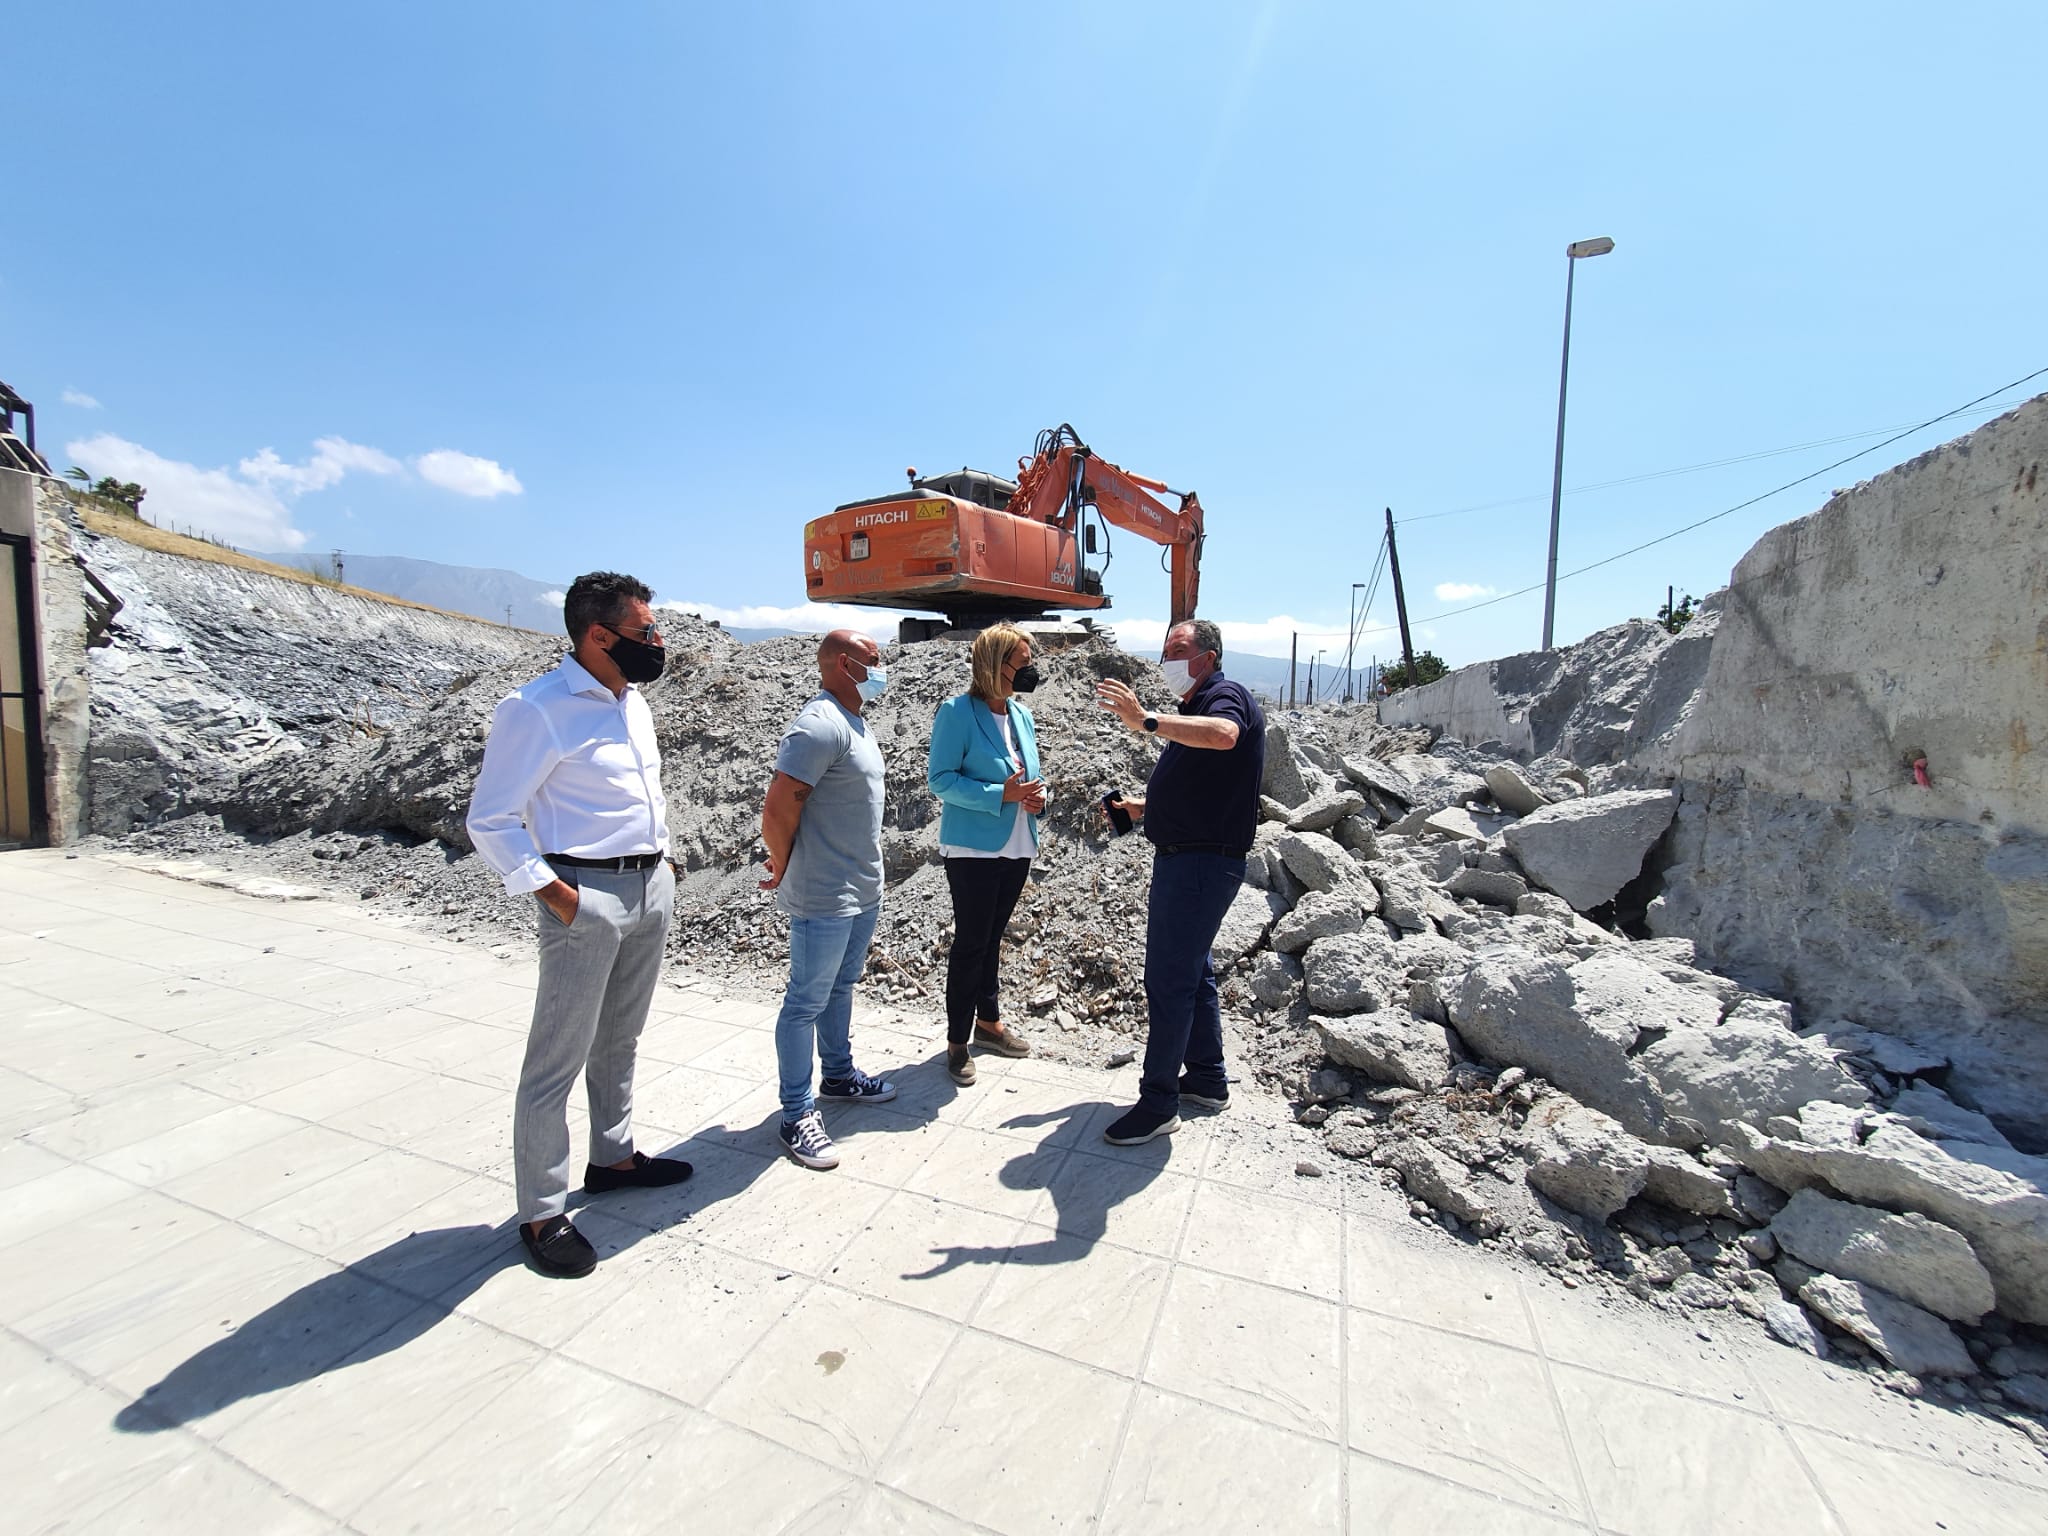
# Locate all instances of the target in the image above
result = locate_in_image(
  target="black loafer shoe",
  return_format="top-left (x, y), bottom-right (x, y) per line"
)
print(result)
top-left (519, 1215), bottom-right (598, 1278)
top-left (583, 1150), bottom-right (695, 1192)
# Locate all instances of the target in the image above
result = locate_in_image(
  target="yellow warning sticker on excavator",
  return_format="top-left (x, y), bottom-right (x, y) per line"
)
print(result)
top-left (915, 500), bottom-right (950, 520)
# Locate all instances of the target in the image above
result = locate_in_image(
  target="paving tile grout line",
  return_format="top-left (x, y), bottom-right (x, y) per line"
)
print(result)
top-left (0, 1310), bottom-right (453, 1532)
top-left (1516, 1281), bottom-right (1603, 1532)
top-left (1087, 1118), bottom-right (1217, 1530)
top-left (1337, 1205), bottom-right (1354, 1529)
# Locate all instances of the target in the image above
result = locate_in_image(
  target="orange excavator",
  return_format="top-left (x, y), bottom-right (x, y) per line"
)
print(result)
top-left (803, 424), bottom-right (1205, 642)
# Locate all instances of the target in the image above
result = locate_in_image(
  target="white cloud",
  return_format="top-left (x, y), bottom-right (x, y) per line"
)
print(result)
top-left (539, 589), bottom-right (566, 609)
top-left (61, 388), bottom-right (101, 410)
top-left (659, 599), bottom-right (903, 642)
top-left (1434, 581), bottom-right (1498, 603)
top-left (239, 436), bottom-right (402, 495)
top-left (415, 449), bottom-right (522, 498)
top-left (66, 433), bottom-right (308, 551)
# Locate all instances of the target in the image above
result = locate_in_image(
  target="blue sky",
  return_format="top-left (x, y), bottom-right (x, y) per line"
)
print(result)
top-left (7, 2), bottom-right (2044, 667)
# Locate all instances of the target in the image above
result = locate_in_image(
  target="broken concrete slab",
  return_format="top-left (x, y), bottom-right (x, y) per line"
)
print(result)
top-left (1763, 1297), bottom-right (1830, 1357)
top-left (1372, 1140), bottom-right (1501, 1232)
top-left (1420, 805), bottom-right (1515, 844)
top-left (1499, 787), bottom-right (1678, 911)
top-left (1641, 1145), bottom-right (1739, 1219)
top-left (1316, 1011), bottom-right (1454, 1092)
top-left (1366, 860), bottom-right (1438, 934)
top-left (1637, 1007), bottom-right (1871, 1145)
top-left (1446, 949), bottom-right (1684, 1146)
top-left (1728, 1120), bottom-right (2048, 1324)
top-left (1285, 787), bottom-right (1367, 834)
top-left (1248, 950), bottom-right (1304, 1009)
top-left (1484, 762), bottom-right (1552, 817)
top-left (1340, 753), bottom-right (1417, 806)
top-left (1274, 829), bottom-right (1355, 893)
top-left (1797, 1273), bottom-right (1975, 1377)
top-left (1445, 864), bottom-right (1529, 908)
top-left (1806, 1021), bottom-right (1950, 1079)
top-left (1523, 1096), bottom-right (1651, 1220)
top-left (1260, 721), bottom-right (1312, 808)
top-left (1271, 890), bottom-right (1368, 954)
top-left (1210, 885), bottom-right (1288, 969)
top-left (1302, 925), bottom-right (1406, 1013)
top-left (1886, 1084), bottom-right (2012, 1149)
top-left (1769, 1187), bottom-right (1995, 1323)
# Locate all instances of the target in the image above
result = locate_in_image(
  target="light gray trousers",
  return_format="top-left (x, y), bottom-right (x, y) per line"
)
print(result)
top-left (514, 862), bottom-right (674, 1223)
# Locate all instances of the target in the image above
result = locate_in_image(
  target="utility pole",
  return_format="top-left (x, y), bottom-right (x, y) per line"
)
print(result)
top-left (504, 605), bottom-right (513, 628)
top-left (1289, 632), bottom-right (1297, 710)
top-left (331, 548), bottom-right (345, 585)
top-left (1344, 581), bottom-right (1364, 703)
top-left (1384, 507), bottom-right (1416, 683)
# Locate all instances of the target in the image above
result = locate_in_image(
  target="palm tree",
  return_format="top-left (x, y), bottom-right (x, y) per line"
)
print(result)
top-left (65, 466), bottom-right (90, 485)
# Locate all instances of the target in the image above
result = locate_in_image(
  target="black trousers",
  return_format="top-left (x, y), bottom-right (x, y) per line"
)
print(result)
top-left (943, 856), bottom-right (1032, 1044)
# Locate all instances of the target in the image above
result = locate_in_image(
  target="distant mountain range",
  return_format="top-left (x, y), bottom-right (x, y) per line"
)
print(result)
top-left (250, 549), bottom-right (1350, 705)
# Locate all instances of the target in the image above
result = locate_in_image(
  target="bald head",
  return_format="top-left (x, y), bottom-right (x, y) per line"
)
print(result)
top-left (818, 628), bottom-right (878, 672)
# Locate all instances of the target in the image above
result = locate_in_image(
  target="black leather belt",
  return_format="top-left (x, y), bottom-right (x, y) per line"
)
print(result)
top-left (1154, 842), bottom-right (1249, 857)
top-left (546, 852), bottom-right (664, 871)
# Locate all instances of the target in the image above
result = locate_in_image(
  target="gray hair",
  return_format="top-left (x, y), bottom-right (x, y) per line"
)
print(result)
top-left (1178, 618), bottom-right (1223, 661)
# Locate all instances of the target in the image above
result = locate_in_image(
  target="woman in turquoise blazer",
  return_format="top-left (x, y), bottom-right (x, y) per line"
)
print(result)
top-left (926, 624), bottom-right (1045, 1085)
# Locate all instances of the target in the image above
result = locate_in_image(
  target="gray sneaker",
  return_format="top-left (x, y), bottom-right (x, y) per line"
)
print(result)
top-left (779, 1109), bottom-right (840, 1170)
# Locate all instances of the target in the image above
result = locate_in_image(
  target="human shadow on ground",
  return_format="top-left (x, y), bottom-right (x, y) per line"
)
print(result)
top-left (111, 1124), bottom-right (776, 1434)
top-left (903, 1099), bottom-right (1173, 1280)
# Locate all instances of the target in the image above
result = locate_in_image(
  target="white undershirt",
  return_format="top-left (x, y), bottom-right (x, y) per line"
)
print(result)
top-left (940, 709), bottom-right (1039, 861)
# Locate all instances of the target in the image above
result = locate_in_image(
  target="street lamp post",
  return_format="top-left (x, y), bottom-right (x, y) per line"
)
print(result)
top-left (1541, 235), bottom-right (1615, 651)
top-left (1343, 580), bottom-right (1365, 702)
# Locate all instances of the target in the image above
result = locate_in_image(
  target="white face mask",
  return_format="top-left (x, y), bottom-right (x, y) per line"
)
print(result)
top-left (1159, 657), bottom-right (1197, 697)
top-left (853, 661), bottom-right (888, 702)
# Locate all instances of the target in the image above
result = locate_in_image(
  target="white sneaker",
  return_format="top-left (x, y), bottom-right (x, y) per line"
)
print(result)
top-left (779, 1109), bottom-right (840, 1170)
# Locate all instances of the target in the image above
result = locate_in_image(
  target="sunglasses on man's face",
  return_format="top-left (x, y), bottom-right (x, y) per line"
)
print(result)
top-left (604, 622), bottom-right (663, 644)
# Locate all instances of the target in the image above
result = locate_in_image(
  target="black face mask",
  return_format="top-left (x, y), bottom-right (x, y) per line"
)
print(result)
top-left (605, 633), bottom-right (667, 685)
top-left (1009, 663), bottom-right (1042, 693)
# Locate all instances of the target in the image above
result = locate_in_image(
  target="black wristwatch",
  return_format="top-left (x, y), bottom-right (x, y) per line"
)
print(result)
top-left (1143, 714), bottom-right (1159, 733)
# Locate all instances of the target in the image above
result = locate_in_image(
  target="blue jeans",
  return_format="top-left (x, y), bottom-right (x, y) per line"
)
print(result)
top-left (1139, 850), bottom-right (1246, 1115)
top-left (775, 903), bottom-right (880, 1121)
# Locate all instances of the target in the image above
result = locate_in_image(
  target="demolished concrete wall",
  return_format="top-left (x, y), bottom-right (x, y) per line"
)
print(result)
top-left (76, 522), bottom-right (543, 835)
top-left (1642, 396), bottom-right (2048, 1138)
top-left (1377, 394), bottom-right (2048, 1143)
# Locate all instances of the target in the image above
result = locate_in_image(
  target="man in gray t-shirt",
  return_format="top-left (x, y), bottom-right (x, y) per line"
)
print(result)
top-left (759, 630), bottom-right (900, 1170)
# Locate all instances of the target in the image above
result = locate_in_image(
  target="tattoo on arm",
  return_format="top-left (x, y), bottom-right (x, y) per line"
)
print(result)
top-left (793, 785), bottom-right (812, 802)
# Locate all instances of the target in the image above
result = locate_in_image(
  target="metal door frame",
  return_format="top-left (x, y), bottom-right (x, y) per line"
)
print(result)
top-left (0, 532), bottom-right (47, 845)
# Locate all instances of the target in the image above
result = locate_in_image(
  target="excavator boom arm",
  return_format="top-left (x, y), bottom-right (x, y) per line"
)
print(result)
top-left (1007, 433), bottom-right (1205, 626)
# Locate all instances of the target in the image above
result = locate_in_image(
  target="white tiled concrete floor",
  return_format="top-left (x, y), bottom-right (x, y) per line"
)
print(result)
top-left (4, 848), bottom-right (2046, 1534)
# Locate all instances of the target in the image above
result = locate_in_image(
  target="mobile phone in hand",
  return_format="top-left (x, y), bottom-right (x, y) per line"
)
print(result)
top-left (1101, 790), bottom-right (1133, 836)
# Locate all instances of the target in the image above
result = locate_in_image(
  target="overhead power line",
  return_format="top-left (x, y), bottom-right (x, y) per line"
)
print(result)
top-left (1408, 364), bottom-right (2048, 629)
top-left (1396, 395), bottom-right (2033, 526)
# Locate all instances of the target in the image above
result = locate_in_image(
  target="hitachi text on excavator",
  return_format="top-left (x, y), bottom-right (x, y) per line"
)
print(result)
top-left (802, 425), bottom-right (1205, 642)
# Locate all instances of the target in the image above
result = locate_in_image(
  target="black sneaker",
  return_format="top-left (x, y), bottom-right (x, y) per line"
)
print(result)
top-left (519, 1215), bottom-right (598, 1278)
top-left (779, 1109), bottom-right (840, 1170)
top-left (583, 1150), bottom-right (694, 1192)
top-left (1177, 1076), bottom-right (1230, 1111)
top-left (1102, 1105), bottom-right (1180, 1146)
top-left (817, 1068), bottom-right (898, 1104)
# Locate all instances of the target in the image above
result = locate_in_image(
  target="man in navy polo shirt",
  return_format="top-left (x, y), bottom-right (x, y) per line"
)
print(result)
top-left (1094, 617), bottom-right (1267, 1146)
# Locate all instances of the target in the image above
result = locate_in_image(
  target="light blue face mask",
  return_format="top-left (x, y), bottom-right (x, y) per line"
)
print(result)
top-left (854, 661), bottom-right (888, 703)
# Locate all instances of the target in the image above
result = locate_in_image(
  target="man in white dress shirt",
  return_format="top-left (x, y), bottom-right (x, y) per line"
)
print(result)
top-left (467, 571), bottom-right (692, 1278)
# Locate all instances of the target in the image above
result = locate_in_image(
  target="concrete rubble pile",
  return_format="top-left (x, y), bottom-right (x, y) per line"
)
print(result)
top-left (1231, 707), bottom-right (2048, 1427)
